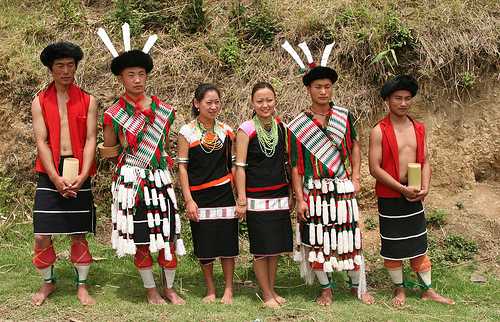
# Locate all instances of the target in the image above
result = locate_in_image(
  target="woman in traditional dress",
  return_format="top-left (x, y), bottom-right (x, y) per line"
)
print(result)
top-left (177, 83), bottom-right (238, 304)
top-left (234, 82), bottom-right (293, 308)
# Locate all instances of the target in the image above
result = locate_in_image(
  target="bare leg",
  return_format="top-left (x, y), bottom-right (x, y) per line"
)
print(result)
top-left (201, 262), bottom-right (216, 303)
top-left (71, 234), bottom-right (95, 305)
top-left (162, 269), bottom-right (185, 305)
top-left (267, 256), bottom-right (285, 305)
top-left (392, 287), bottom-right (406, 307)
top-left (316, 287), bottom-right (333, 306)
top-left (146, 287), bottom-right (166, 305)
top-left (32, 235), bottom-right (56, 306)
top-left (254, 257), bottom-right (279, 308)
top-left (77, 284), bottom-right (96, 306)
top-left (315, 271), bottom-right (332, 306)
top-left (349, 287), bottom-right (374, 304)
top-left (220, 258), bottom-right (234, 304)
top-left (421, 289), bottom-right (455, 305)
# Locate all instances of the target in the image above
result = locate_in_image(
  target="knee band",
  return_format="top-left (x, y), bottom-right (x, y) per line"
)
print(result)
top-left (70, 239), bottom-right (92, 265)
top-left (135, 245), bottom-right (154, 269)
top-left (158, 244), bottom-right (177, 269)
top-left (33, 244), bottom-right (56, 269)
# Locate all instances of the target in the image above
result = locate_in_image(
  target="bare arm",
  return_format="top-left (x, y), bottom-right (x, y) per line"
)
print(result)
top-left (413, 128), bottom-right (431, 201)
top-left (351, 140), bottom-right (361, 194)
top-left (72, 96), bottom-right (97, 189)
top-left (177, 135), bottom-right (198, 221)
top-left (234, 130), bottom-right (249, 219)
top-left (368, 125), bottom-right (418, 199)
top-left (291, 166), bottom-right (308, 221)
top-left (32, 96), bottom-right (72, 196)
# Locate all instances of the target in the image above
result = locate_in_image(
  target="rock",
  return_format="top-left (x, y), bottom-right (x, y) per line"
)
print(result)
top-left (470, 272), bottom-right (487, 283)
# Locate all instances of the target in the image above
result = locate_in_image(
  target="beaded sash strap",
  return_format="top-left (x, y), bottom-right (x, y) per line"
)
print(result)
top-left (105, 98), bottom-right (174, 169)
top-left (287, 106), bottom-right (349, 177)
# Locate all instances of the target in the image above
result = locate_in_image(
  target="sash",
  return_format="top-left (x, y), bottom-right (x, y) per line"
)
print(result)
top-left (105, 97), bottom-right (174, 169)
top-left (288, 106), bottom-right (349, 177)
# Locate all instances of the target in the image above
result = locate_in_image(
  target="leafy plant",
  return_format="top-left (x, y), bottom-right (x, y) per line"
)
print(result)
top-left (181, 0), bottom-right (206, 33)
top-left (458, 72), bottom-right (475, 88)
top-left (110, 0), bottom-right (143, 35)
top-left (443, 235), bottom-right (478, 263)
top-left (231, 0), bottom-right (279, 46)
top-left (364, 217), bottom-right (377, 231)
top-left (383, 12), bottom-right (414, 49)
top-left (57, 0), bottom-right (83, 27)
top-left (218, 35), bottom-right (240, 67)
top-left (426, 209), bottom-right (447, 228)
top-left (371, 47), bottom-right (398, 71)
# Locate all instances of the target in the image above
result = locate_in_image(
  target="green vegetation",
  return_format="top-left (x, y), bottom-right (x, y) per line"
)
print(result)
top-left (218, 33), bottom-right (241, 68)
top-left (364, 216), bottom-right (377, 231)
top-left (0, 224), bottom-right (498, 321)
top-left (429, 234), bottom-right (479, 266)
top-left (426, 208), bottom-right (448, 228)
top-left (56, 0), bottom-right (83, 27)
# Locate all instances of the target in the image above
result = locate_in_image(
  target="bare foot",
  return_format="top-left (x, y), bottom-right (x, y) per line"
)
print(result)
top-left (350, 288), bottom-right (375, 305)
top-left (272, 291), bottom-right (286, 305)
top-left (316, 288), bottom-right (332, 306)
top-left (77, 285), bottom-right (96, 306)
top-left (421, 289), bottom-right (455, 305)
top-left (146, 287), bottom-right (166, 305)
top-left (263, 298), bottom-right (280, 309)
top-left (202, 293), bottom-right (216, 303)
top-left (392, 287), bottom-right (406, 307)
top-left (31, 283), bottom-right (56, 306)
top-left (221, 288), bottom-right (233, 304)
top-left (163, 288), bottom-right (186, 305)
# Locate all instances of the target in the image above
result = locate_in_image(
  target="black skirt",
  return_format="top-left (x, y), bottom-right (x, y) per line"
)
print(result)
top-left (247, 209), bottom-right (292, 256)
top-left (33, 173), bottom-right (95, 235)
top-left (190, 182), bottom-right (238, 259)
top-left (378, 197), bottom-right (428, 260)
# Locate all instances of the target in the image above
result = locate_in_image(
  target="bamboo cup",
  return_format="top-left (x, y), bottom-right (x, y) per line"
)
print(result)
top-left (62, 158), bottom-right (79, 182)
top-left (408, 163), bottom-right (421, 189)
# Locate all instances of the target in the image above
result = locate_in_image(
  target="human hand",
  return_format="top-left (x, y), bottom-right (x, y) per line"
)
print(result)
top-left (352, 178), bottom-right (361, 195)
top-left (185, 199), bottom-right (199, 222)
top-left (236, 203), bottom-right (247, 221)
top-left (296, 199), bottom-right (309, 222)
top-left (51, 175), bottom-right (76, 198)
top-left (401, 186), bottom-right (420, 201)
top-left (407, 188), bottom-right (428, 202)
top-left (67, 175), bottom-right (87, 196)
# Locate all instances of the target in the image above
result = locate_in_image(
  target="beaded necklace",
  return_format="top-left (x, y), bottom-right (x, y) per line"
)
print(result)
top-left (196, 119), bottom-right (223, 154)
top-left (253, 116), bottom-right (278, 158)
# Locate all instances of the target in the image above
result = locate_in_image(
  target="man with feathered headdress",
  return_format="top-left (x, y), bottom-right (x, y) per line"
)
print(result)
top-left (283, 41), bottom-right (374, 306)
top-left (98, 24), bottom-right (185, 305)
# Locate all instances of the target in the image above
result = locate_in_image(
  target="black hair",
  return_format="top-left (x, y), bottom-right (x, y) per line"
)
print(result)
top-left (40, 41), bottom-right (83, 70)
top-left (111, 50), bottom-right (153, 76)
top-left (250, 82), bottom-right (276, 117)
top-left (192, 83), bottom-right (221, 117)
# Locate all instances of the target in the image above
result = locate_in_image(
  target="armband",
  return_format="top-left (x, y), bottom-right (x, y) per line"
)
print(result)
top-left (98, 142), bottom-right (120, 159)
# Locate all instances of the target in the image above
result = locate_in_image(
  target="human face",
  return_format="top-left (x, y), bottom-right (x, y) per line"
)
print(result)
top-left (119, 67), bottom-right (147, 97)
top-left (252, 88), bottom-right (276, 120)
top-left (386, 89), bottom-right (413, 117)
top-left (307, 79), bottom-right (333, 106)
top-left (50, 57), bottom-right (76, 86)
top-left (195, 90), bottom-right (221, 122)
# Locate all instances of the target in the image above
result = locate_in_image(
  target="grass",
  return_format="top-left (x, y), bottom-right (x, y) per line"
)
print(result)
top-left (0, 223), bottom-right (499, 321)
